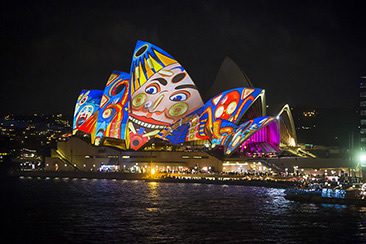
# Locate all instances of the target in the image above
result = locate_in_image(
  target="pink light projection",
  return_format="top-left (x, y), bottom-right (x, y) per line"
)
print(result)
top-left (239, 121), bottom-right (280, 154)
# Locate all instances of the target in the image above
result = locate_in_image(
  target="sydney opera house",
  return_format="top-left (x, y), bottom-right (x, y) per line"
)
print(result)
top-left (45, 40), bottom-right (304, 174)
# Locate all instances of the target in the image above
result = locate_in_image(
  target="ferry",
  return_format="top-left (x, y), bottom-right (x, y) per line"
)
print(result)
top-left (284, 183), bottom-right (366, 206)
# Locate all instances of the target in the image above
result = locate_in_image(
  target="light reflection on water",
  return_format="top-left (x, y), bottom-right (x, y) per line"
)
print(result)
top-left (1, 178), bottom-right (366, 243)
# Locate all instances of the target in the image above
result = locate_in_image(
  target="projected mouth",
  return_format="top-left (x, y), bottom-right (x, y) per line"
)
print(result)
top-left (129, 116), bottom-right (166, 129)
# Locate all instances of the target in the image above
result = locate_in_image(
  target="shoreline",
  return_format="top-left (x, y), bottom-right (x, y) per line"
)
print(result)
top-left (7, 170), bottom-right (298, 189)
top-left (145, 178), bottom-right (297, 188)
top-left (13, 170), bottom-right (147, 180)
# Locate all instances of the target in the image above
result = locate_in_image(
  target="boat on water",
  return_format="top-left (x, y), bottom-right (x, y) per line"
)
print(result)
top-left (284, 183), bottom-right (366, 206)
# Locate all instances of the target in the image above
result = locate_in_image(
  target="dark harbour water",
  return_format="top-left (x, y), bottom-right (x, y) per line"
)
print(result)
top-left (1, 178), bottom-right (366, 243)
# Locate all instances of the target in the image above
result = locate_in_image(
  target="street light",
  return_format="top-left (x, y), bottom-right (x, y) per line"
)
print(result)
top-left (359, 152), bottom-right (366, 167)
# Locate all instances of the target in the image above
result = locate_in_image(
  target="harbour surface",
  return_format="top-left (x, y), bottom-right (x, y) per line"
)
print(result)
top-left (1, 177), bottom-right (366, 243)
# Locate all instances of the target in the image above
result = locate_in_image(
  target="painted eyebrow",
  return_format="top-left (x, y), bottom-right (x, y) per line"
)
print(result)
top-left (150, 78), bottom-right (167, 86)
top-left (175, 84), bottom-right (197, 90)
top-left (172, 73), bottom-right (186, 83)
top-left (171, 66), bottom-right (184, 72)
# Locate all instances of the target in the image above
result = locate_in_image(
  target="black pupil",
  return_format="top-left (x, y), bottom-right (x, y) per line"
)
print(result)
top-left (112, 84), bottom-right (125, 95)
top-left (135, 45), bottom-right (147, 57)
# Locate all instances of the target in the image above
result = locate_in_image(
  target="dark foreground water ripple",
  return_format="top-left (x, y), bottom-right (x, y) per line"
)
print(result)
top-left (1, 177), bottom-right (366, 243)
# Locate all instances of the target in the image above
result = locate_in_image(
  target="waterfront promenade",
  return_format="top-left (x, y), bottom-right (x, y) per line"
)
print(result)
top-left (14, 170), bottom-right (298, 188)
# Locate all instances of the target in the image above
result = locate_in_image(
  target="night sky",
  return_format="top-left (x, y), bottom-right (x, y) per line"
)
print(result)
top-left (2, 0), bottom-right (366, 115)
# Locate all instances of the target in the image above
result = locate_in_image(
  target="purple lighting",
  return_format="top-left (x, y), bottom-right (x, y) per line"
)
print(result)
top-left (239, 121), bottom-right (280, 154)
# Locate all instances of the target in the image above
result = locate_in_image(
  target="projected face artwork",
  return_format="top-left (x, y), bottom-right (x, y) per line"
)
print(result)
top-left (131, 63), bottom-right (202, 125)
top-left (94, 72), bottom-right (130, 146)
top-left (72, 40), bottom-right (288, 155)
top-left (129, 63), bottom-right (203, 150)
top-left (73, 90), bottom-right (103, 133)
top-left (75, 105), bottom-right (94, 128)
top-left (74, 91), bottom-right (92, 128)
top-left (213, 90), bottom-right (240, 121)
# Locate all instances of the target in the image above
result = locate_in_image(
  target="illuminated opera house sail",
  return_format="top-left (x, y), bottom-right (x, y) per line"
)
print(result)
top-left (72, 40), bottom-right (297, 156)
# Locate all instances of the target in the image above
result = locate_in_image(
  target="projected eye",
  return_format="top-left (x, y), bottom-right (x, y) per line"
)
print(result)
top-left (168, 102), bottom-right (188, 117)
top-left (145, 84), bottom-right (160, 94)
top-left (132, 93), bottom-right (146, 108)
top-left (102, 108), bottom-right (113, 119)
top-left (134, 44), bottom-right (148, 57)
top-left (227, 101), bottom-right (237, 115)
top-left (215, 106), bottom-right (224, 118)
top-left (170, 92), bottom-right (188, 102)
top-left (79, 96), bottom-right (88, 105)
top-left (110, 81), bottom-right (126, 96)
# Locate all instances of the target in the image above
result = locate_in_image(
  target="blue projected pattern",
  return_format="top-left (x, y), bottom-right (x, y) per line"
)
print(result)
top-left (72, 40), bottom-right (288, 155)
top-left (72, 90), bottom-right (103, 134)
top-left (94, 71), bottom-right (130, 145)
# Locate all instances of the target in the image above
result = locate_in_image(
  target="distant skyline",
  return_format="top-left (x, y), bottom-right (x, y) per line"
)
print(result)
top-left (1, 0), bottom-right (366, 115)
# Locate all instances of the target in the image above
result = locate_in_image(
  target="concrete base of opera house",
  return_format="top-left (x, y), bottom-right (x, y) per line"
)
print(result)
top-left (45, 137), bottom-right (224, 173)
top-left (17, 171), bottom-right (147, 180)
top-left (44, 137), bottom-right (362, 180)
top-left (15, 171), bottom-right (298, 189)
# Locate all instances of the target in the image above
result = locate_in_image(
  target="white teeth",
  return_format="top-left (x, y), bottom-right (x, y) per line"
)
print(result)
top-left (129, 116), bottom-right (165, 130)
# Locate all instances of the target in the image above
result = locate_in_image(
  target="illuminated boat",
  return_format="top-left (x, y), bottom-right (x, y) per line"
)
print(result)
top-left (284, 184), bottom-right (366, 206)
